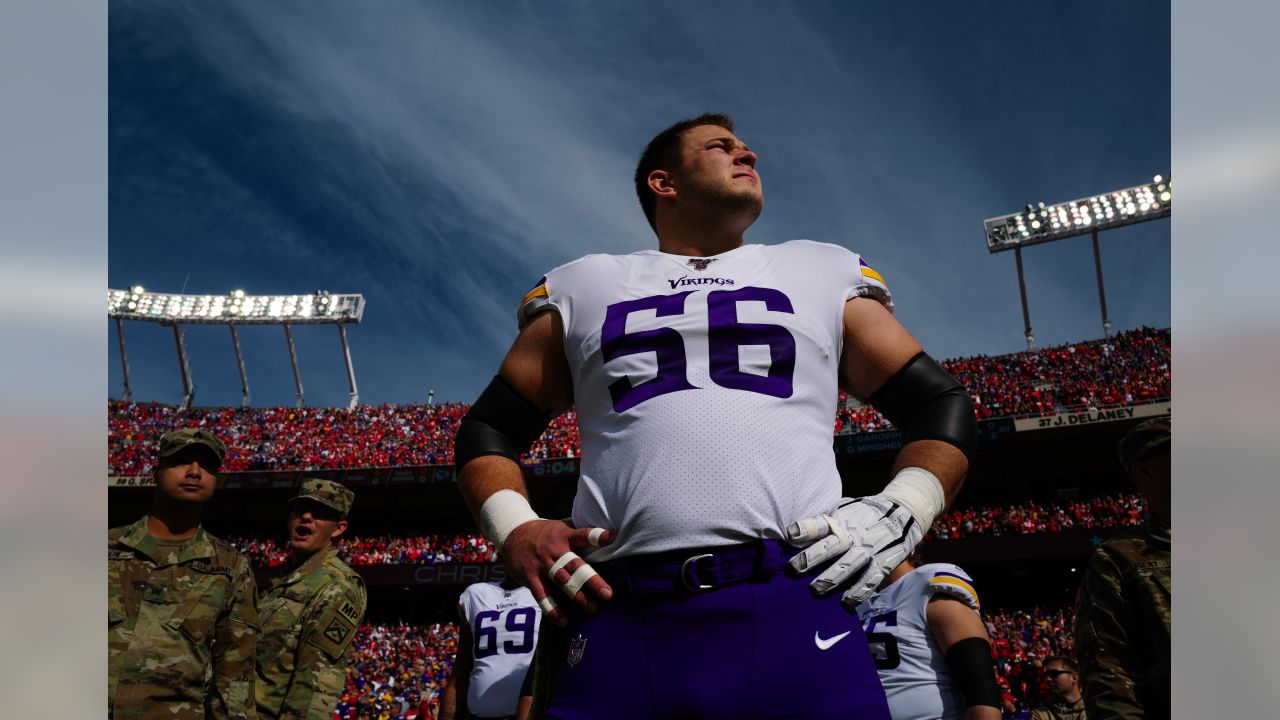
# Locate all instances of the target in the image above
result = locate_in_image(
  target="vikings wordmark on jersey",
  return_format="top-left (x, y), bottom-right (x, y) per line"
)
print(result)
top-left (517, 240), bottom-right (892, 561)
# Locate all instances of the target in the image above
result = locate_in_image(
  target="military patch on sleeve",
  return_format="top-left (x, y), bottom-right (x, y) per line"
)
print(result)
top-left (323, 617), bottom-right (350, 646)
top-left (338, 599), bottom-right (360, 624)
top-left (310, 608), bottom-right (358, 661)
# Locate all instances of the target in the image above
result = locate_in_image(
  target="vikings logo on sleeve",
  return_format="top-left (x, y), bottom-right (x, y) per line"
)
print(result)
top-left (927, 566), bottom-right (981, 612)
top-left (517, 276), bottom-right (552, 329)
top-left (858, 257), bottom-right (890, 294)
top-left (844, 255), bottom-right (893, 311)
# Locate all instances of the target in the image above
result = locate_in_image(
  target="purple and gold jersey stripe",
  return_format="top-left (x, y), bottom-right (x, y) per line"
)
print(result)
top-left (858, 257), bottom-right (888, 289)
top-left (860, 266), bottom-right (886, 286)
top-left (516, 276), bottom-right (553, 330)
top-left (521, 277), bottom-right (549, 306)
top-left (930, 573), bottom-right (980, 609)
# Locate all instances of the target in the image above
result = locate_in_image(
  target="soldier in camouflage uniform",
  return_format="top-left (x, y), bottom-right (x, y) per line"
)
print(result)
top-left (1073, 417), bottom-right (1171, 720)
top-left (256, 479), bottom-right (367, 719)
top-left (108, 428), bottom-right (260, 720)
top-left (1030, 656), bottom-right (1087, 720)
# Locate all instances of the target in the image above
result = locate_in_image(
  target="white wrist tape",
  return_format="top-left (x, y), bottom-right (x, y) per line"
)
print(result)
top-left (882, 467), bottom-right (945, 529)
top-left (479, 489), bottom-right (540, 550)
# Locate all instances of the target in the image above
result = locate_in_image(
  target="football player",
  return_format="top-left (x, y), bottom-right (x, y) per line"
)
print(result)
top-left (856, 553), bottom-right (1002, 720)
top-left (454, 113), bottom-right (976, 718)
top-left (439, 579), bottom-right (542, 720)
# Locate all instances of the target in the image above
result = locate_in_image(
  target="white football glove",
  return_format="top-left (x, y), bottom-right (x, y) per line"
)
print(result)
top-left (787, 468), bottom-right (944, 608)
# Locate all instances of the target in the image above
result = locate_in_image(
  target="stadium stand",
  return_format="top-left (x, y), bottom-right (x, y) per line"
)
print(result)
top-left (926, 492), bottom-right (1146, 540)
top-left (109, 328), bottom-right (1168, 719)
top-left (108, 328), bottom-right (1169, 476)
top-left (229, 533), bottom-right (499, 568)
top-left (335, 607), bottom-right (1076, 720)
top-left (223, 493), bottom-right (1145, 567)
top-left (337, 622), bottom-right (458, 720)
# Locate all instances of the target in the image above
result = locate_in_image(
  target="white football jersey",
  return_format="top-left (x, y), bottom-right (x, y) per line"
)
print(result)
top-left (854, 563), bottom-right (983, 720)
top-left (519, 240), bottom-right (892, 561)
top-left (458, 581), bottom-right (541, 718)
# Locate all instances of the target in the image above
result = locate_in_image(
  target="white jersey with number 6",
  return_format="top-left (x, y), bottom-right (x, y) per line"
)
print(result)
top-left (518, 240), bottom-right (893, 561)
top-left (855, 563), bottom-right (983, 720)
top-left (458, 581), bottom-right (541, 718)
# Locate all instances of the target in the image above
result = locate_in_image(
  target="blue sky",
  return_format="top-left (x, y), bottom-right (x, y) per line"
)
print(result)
top-left (108, 1), bottom-right (1170, 407)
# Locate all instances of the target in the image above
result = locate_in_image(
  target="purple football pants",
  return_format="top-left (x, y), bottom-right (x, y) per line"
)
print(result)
top-left (543, 540), bottom-right (891, 719)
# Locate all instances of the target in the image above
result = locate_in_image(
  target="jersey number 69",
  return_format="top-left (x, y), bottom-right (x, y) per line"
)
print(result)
top-left (473, 607), bottom-right (537, 658)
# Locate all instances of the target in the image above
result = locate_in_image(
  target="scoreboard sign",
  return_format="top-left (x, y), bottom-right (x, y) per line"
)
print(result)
top-left (1015, 401), bottom-right (1169, 432)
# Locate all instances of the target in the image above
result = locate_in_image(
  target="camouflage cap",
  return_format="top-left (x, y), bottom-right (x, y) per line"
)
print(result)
top-left (1118, 416), bottom-right (1171, 468)
top-left (291, 478), bottom-right (354, 518)
top-left (158, 428), bottom-right (226, 470)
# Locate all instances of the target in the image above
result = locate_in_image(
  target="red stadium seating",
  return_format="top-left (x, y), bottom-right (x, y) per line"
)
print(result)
top-left (109, 328), bottom-right (1169, 476)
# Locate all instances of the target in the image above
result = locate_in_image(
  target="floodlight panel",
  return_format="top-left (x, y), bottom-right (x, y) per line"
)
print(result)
top-left (983, 175), bottom-right (1171, 253)
top-left (109, 289), bottom-right (365, 324)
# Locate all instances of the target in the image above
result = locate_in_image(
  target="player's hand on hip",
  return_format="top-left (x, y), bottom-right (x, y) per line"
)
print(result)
top-left (785, 495), bottom-right (924, 609)
top-left (502, 519), bottom-right (614, 626)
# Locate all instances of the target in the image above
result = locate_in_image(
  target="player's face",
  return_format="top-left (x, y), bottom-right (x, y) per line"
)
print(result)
top-left (153, 450), bottom-right (219, 505)
top-left (673, 124), bottom-right (763, 218)
top-left (287, 499), bottom-right (348, 556)
top-left (1045, 664), bottom-right (1078, 694)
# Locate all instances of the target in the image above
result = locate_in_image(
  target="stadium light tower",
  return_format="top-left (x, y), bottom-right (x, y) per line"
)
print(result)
top-left (108, 288), bottom-right (366, 409)
top-left (983, 175), bottom-right (1171, 349)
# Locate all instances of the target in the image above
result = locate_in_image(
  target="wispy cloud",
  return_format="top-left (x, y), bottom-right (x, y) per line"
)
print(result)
top-left (110, 1), bottom-right (1170, 404)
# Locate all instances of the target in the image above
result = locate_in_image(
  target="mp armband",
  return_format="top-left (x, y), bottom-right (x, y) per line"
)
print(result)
top-left (944, 637), bottom-right (1001, 710)
top-left (868, 352), bottom-right (977, 461)
top-left (454, 375), bottom-right (553, 469)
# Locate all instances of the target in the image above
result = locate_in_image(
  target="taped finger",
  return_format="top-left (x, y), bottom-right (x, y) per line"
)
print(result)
top-left (586, 528), bottom-right (606, 547)
top-left (561, 563), bottom-right (599, 598)
top-left (537, 595), bottom-right (560, 615)
top-left (785, 514), bottom-right (833, 543)
top-left (547, 551), bottom-right (581, 581)
top-left (823, 514), bottom-right (850, 550)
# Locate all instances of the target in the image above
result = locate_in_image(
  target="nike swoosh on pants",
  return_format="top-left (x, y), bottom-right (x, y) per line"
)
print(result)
top-left (814, 630), bottom-right (852, 650)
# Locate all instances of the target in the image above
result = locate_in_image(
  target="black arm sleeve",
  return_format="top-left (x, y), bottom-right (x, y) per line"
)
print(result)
top-left (867, 351), bottom-right (978, 461)
top-left (944, 637), bottom-right (1002, 709)
top-left (453, 375), bottom-right (553, 469)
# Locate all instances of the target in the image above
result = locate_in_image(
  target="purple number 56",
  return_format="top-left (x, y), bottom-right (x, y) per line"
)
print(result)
top-left (600, 286), bottom-right (796, 412)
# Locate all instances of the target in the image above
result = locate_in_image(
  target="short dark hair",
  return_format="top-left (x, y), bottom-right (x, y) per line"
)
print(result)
top-left (633, 113), bottom-right (736, 232)
top-left (1044, 655), bottom-right (1080, 673)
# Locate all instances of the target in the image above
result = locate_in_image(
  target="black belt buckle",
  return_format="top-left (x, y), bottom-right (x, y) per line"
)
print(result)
top-left (680, 553), bottom-right (715, 592)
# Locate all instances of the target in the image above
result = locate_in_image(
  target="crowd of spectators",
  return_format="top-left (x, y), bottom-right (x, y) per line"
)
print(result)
top-left (331, 605), bottom-right (1075, 720)
top-left (108, 328), bottom-right (1169, 476)
top-left (226, 493), bottom-right (1144, 568)
top-left (108, 400), bottom-right (582, 477)
top-left (228, 533), bottom-right (499, 568)
top-left (334, 622), bottom-right (457, 720)
top-left (945, 326), bottom-right (1169, 420)
top-left (926, 492), bottom-right (1146, 541)
top-left (986, 606), bottom-right (1078, 717)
